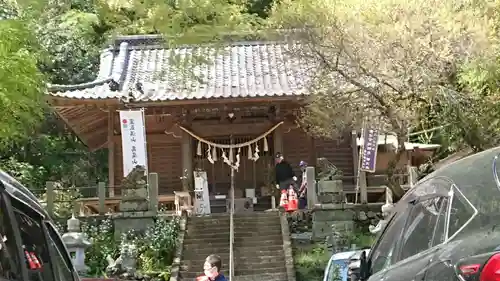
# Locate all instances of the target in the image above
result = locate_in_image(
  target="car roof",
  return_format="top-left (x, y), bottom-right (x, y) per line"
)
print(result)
top-left (0, 169), bottom-right (48, 218)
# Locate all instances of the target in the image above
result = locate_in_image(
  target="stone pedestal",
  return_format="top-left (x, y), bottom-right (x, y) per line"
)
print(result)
top-left (112, 211), bottom-right (155, 239)
top-left (119, 187), bottom-right (149, 212)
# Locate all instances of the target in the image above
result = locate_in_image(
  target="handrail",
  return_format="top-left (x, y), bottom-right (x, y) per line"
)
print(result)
top-left (229, 140), bottom-right (235, 281)
top-left (229, 179), bottom-right (234, 281)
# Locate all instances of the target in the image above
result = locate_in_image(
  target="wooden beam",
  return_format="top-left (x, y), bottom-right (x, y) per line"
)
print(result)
top-left (190, 121), bottom-right (272, 137)
top-left (181, 131), bottom-right (193, 191)
top-left (108, 109), bottom-right (116, 197)
top-left (47, 95), bottom-right (306, 108)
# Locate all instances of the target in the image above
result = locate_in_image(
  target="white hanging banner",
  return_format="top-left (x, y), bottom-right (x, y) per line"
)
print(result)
top-left (119, 109), bottom-right (148, 177)
top-left (193, 171), bottom-right (211, 215)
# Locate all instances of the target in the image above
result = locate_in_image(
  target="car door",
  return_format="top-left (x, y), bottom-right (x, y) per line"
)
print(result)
top-left (382, 195), bottom-right (449, 281)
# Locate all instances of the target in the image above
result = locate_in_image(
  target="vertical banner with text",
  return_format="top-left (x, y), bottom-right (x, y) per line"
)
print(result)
top-left (359, 125), bottom-right (380, 173)
top-left (119, 109), bottom-right (148, 177)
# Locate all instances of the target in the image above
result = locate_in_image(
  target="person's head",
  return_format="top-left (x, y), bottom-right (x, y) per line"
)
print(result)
top-left (275, 152), bottom-right (284, 164)
top-left (204, 254), bottom-right (222, 278)
top-left (299, 160), bottom-right (307, 171)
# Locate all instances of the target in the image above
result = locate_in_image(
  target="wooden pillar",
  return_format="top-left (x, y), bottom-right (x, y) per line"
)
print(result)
top-left (107, 109), bottom-right (115, 197)
top-left (352, 130), bottom-right (367, 203)
top-left (98, 182), bottom-right (106, 215)
top-left (351, 130), bottom-right (359, 183)
top-left (274, 126), bottom-right (283, 155)
top-left (181, 131), bottom-right (193, 191)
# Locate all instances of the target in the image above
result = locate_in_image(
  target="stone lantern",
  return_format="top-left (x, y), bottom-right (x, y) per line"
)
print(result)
top-left (61, 216), bottom-right (91, 274)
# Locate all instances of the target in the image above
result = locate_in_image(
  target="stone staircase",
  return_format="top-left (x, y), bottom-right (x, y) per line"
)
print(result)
top-left (179, 212), bottom-right (292, 281)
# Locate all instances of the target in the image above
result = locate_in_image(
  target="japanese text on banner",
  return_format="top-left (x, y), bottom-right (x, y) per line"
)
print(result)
top-left (360, 127), bottom-right (379, 173)
top-left (119, 110), bottom-right (148, 176)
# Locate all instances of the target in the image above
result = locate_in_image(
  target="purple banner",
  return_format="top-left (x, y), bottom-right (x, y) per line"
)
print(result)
top-left (360, 127), bottom-right (379, 173)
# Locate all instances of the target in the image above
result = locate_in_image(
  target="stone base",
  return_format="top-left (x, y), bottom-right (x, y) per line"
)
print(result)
top-left (312, 209), bottom-right (355, 241)
top-left (119, 200), bottom-right (149, 212)
top-left (113, 212), bottom-right (155, 239)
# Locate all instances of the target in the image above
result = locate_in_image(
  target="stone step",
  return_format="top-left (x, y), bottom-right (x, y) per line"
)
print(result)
top-left (186, 223), bottom-right (281, 233)
top-left (184, 234), bottom-right (283, 244)
top-left (180, 266), bottom-right (287, 279)
top-left (185, 224), bottom-right (282, 234)
top-left (181, 251), bottom-right (285, 266)
top-left (181, 255), bottom-right (286, 268)
top-left (179, 252), bottom-right (286, 267)
top-left (183, 240), bottom-right (283, 250)
top-left (189, 212), bottom-right (279, 219)
top-left (188, 214), bottom-right (279, 224)
top-left (185, 228), bottom-right (282, 239)
top-left (182, 245), bottom-right (284, 257)
top-left (233, 272), bottom-right (289, 281)
top-left (180, 260), bottom-right (285, 272)
top-left (187, 218), bottom-right (280, 228)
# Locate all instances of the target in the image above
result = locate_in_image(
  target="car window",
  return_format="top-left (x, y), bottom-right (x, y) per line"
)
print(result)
top-left (0, 194), bottom-right (18, 280)
top-left (368, 207), bottom-right (410, 275)
top-left (14, 208), bottom-right (48, 273)
top-left (396, 196), bottom-right (447, 262)
top-left (448, 185), bottom-right (477, 240)
top-left (327, 261), bottom-right (341, 281)
top-left (430, 197), bottom-right (449, 246)
top-left (45, 224), bottom-right (74, 281)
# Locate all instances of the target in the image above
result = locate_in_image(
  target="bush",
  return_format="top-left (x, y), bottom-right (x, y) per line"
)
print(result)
top-left (77, 216), bottom-right (180, 278)
top-left (81, 218), bottom-right (119, 276)
top-left (294, 243), bottom-right (331, 281)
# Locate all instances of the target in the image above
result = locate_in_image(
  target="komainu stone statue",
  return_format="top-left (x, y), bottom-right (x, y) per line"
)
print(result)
top-left (119, 165), bottom-right (149, 212)
top-left (316, 157), bottom-right (342, 180)
top-left (105, 242), bottom-right (138, 278)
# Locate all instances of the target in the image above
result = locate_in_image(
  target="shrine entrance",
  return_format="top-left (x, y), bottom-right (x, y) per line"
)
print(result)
top-left (193, 135), bottom-right (275, 198)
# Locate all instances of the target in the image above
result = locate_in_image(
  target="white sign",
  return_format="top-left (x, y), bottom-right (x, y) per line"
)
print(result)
top-left (119, 110), bottom-right (148, 177)
top-left (193, 171), bottom-right (211, 215)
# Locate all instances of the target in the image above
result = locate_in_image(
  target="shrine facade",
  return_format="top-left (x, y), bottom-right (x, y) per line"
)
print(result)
top-left (46, 35), bottom-right (358, 202)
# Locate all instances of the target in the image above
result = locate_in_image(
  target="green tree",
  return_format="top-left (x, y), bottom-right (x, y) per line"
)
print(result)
top-left (267, 0), bottom-right (498, 198)
top-left (0, 18), bottom-right (45, 147)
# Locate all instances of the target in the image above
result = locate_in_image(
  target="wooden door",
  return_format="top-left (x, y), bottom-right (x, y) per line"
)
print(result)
top-left (192, 135), bottom-right (274, 198)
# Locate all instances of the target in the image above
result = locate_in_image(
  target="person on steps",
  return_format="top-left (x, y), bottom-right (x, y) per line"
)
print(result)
top-left (274, 152), bottom-right (298, 191)
top-left (196, 254), bottom-right (227, 281)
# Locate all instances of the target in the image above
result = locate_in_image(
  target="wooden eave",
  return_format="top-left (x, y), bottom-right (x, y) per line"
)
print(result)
top-left (52, 105), bottom-right (109, 151)
top-left (47, 95), bottom-right (308, 108)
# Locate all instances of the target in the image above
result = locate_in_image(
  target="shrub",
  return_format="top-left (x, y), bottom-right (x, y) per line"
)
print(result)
top-left (77, 216), bottom-right (180, 278)
top-left (294, 243), bottom-right (331, 281)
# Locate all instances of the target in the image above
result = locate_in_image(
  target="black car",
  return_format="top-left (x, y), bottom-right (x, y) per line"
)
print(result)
top-left (0, 170), bottom-right (80, 281)
top-left (358, 146), bottom-right (500, 281)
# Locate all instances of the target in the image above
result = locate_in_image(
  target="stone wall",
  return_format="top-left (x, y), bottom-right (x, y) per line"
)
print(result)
top-left (311, 205), bottom-right (383, 243)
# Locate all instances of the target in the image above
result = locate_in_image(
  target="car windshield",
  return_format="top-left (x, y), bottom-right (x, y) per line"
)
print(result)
top-left (411, 147), bottom-right (500, 239)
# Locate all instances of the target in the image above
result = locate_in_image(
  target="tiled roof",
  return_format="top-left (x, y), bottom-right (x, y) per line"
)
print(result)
top-left (47, 35), bottom-right (310, 102)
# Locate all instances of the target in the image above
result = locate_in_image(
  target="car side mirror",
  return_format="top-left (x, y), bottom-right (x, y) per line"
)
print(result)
top-left (359, 250), bottom-right (369, 281)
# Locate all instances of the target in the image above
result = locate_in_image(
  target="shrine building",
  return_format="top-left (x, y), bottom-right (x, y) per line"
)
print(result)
top-left (46, 35), bottom-right (429, 212)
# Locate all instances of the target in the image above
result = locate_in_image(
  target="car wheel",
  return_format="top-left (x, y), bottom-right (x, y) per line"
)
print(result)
top-left (350, 274), bottom-right (358, 281)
